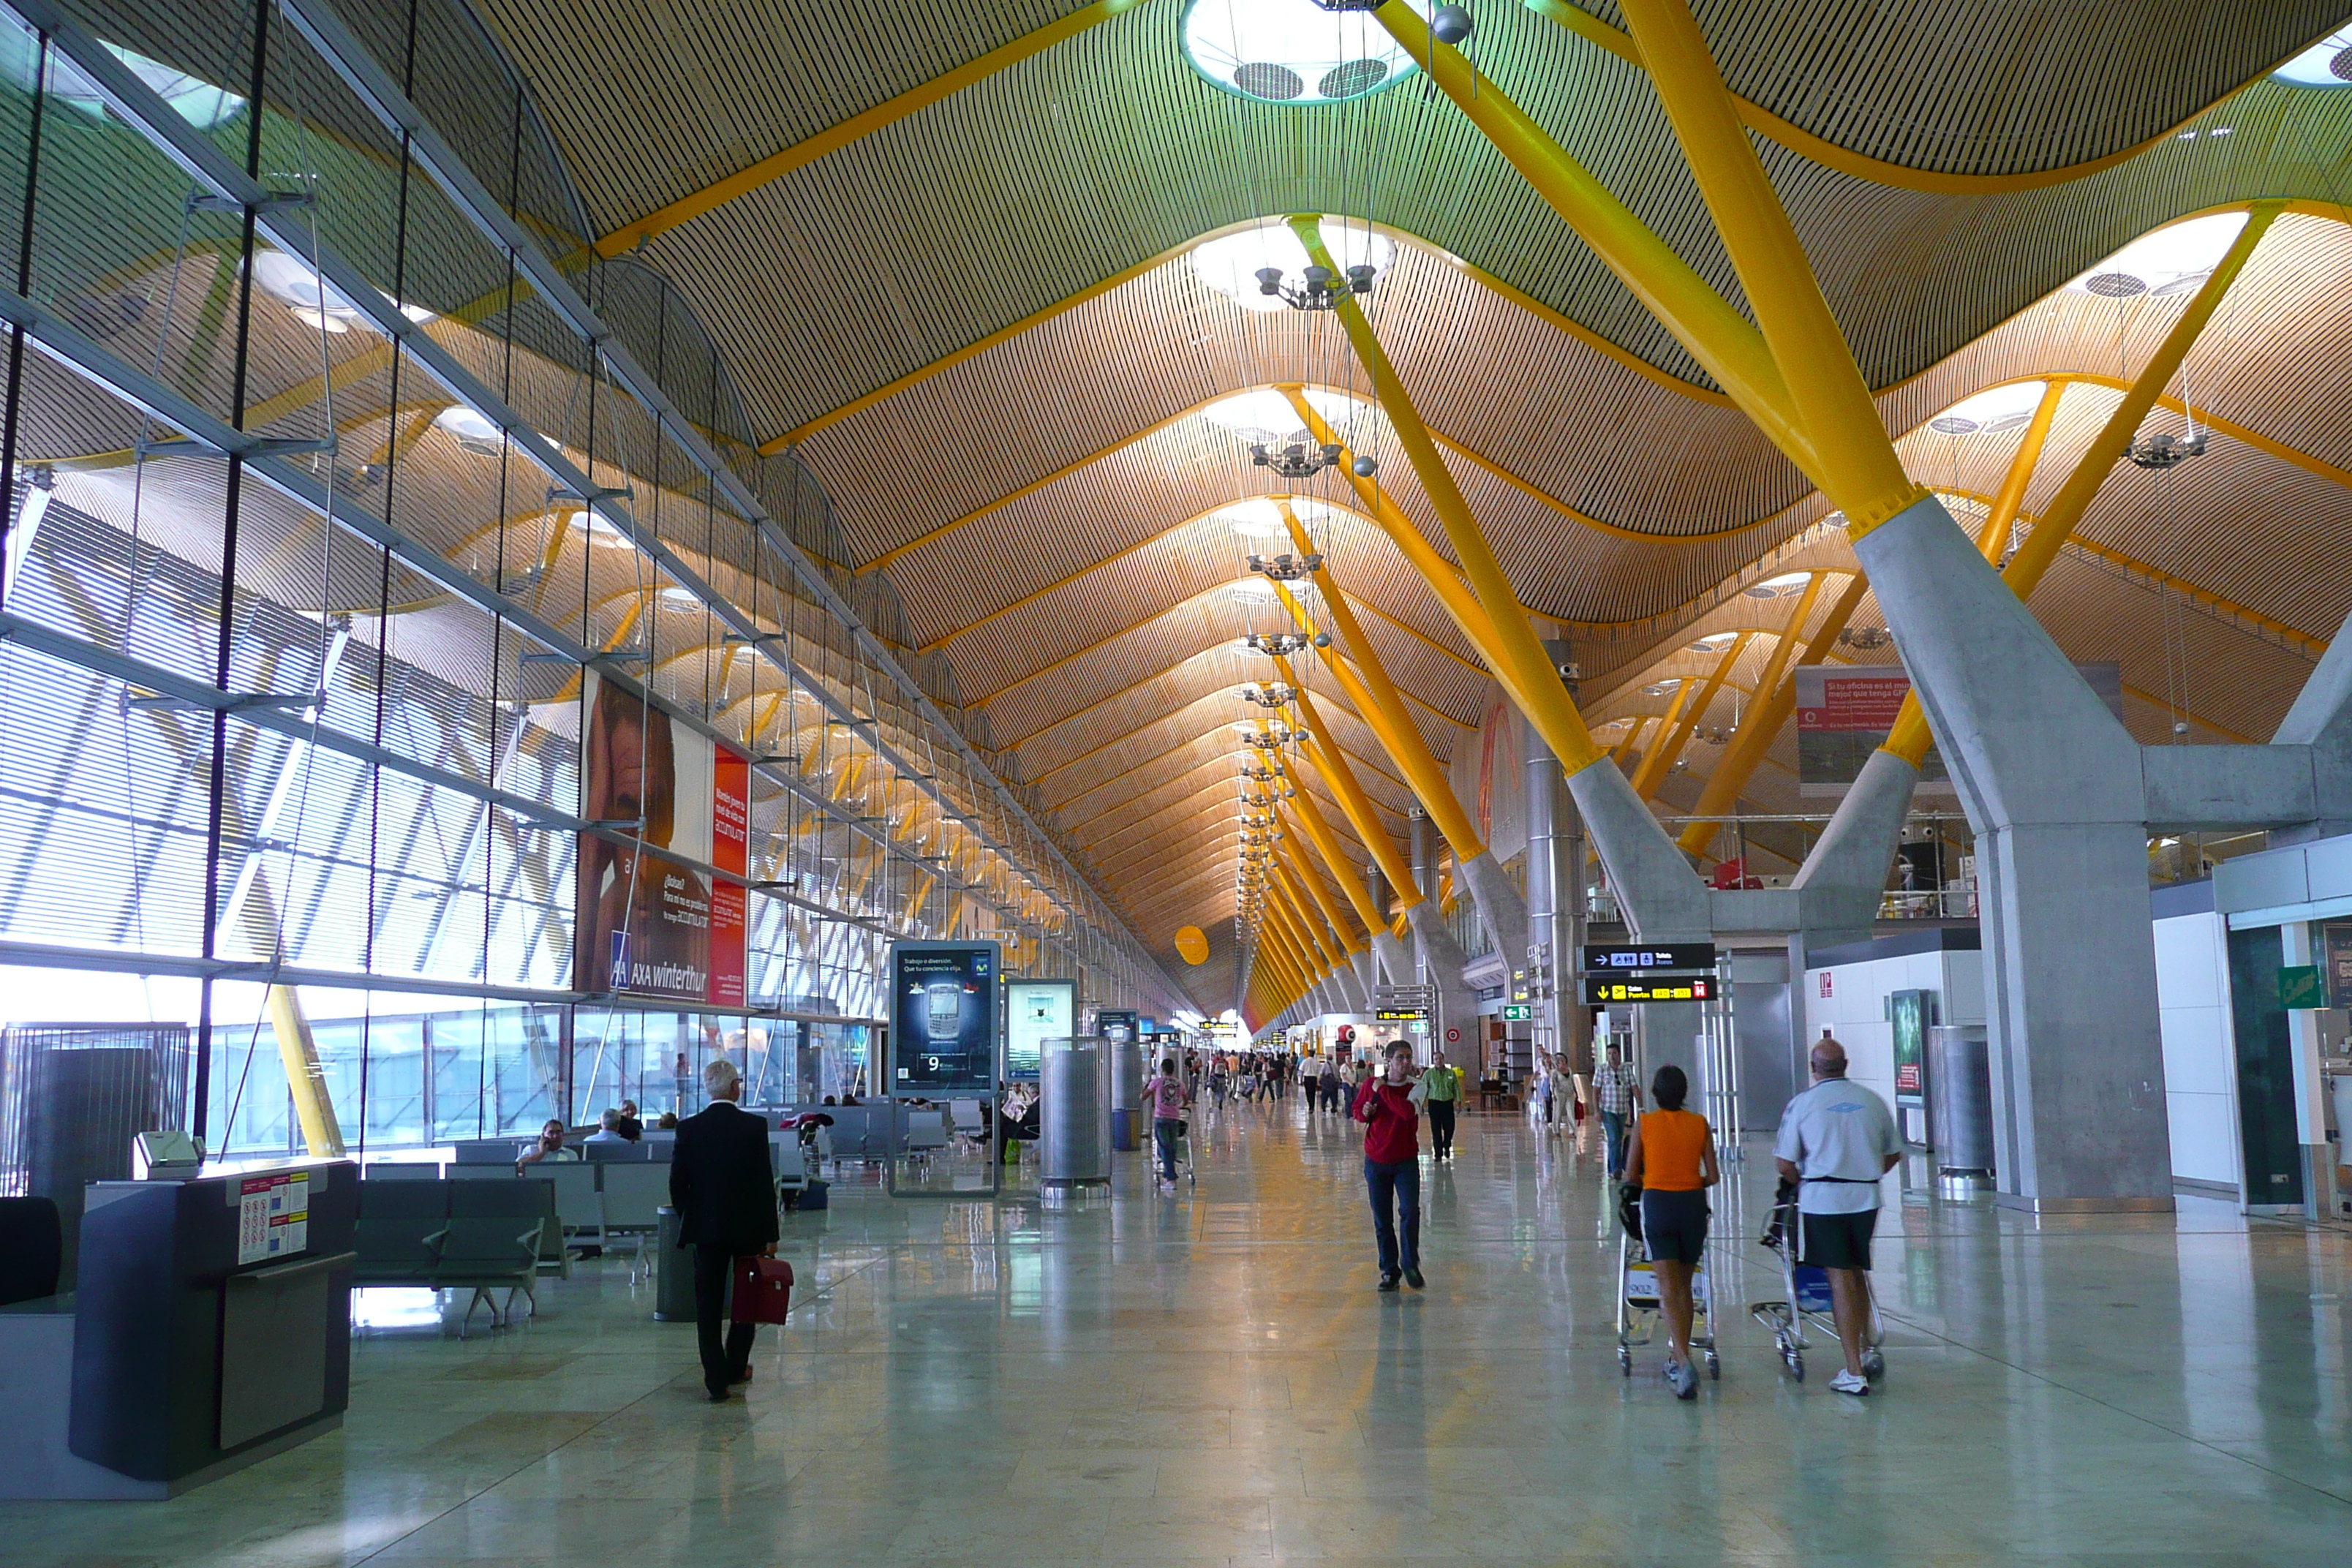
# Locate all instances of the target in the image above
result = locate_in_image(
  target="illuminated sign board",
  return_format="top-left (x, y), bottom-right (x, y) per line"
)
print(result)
top-left (1003, 978), bottom-right (1074, 1083)
top-left (1581, 975), bottom-right (1716, 1005)
top-left (1582, 943), bottom-right (1717, 973)
top-left (1374, 1007), bottom-right (1428, 1022)
top-left (1500, 1004), bottom-right (1533, 1022)
top-left (889, 941), bottom-right (1000, 1095)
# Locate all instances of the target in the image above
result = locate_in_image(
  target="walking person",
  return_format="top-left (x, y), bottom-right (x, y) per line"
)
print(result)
top-left (1352, 1040), bottom-right (1426, 1292)
top-left (669, 1057), bottom-right (777, 1403)
top-left (1145, 1056), bottom-right (1190, 1190)
top-left (1548, 1055), bottom-right (1578, 1140)
top-left (1774, 1036), bottom-right (1901, 1397)
top-left (1591, 1041), bottom-right (1641, 1179)
top-left (1623, 1065), bottom-right (1719, 1400)
top-left (1303, 1058), bottom-right (1323, 1115)
top-left (1421, 1054), bottom-right (1460, 1158)
top-left (1319, 1056), bottom-right (1341, 1118)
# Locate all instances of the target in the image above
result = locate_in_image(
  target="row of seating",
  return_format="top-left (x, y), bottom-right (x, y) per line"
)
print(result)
top-left (351, 1180), bottom-right (551, 1337)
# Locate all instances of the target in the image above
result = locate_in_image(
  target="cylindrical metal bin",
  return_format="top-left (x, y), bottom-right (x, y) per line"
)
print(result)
top-left (1109, 1038), bottom-right (1145, 1150)
top-left (653, 1205), bottom-right (694, 1321)
top-left (1926, 1024), bottom-right (1995, 1178)
top-left (1041, 1035), bottom-right (1111, 1190)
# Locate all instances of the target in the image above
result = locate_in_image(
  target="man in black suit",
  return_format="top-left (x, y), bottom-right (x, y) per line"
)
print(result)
top-left (669, 1056), bottom-right (777, 1401)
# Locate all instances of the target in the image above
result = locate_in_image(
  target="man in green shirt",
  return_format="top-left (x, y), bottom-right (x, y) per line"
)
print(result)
top-left (1421, 1057), bottom-right (1461, 1159)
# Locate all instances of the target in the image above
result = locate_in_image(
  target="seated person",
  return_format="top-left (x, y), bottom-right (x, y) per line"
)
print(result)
top-left (516, 1118), bottom-right (576, 1170)
top-left (614, 1100), bottom-right (645, 1141)
top-left (821, 1094), bottom-right (838, 1107)
top-left (655, 1111), bottom-right (679, 1131)
top-left (584, 1109), bottom-right (633, 1146)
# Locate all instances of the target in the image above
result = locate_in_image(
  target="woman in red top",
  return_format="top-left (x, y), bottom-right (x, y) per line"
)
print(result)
top-left (1352, 1040), bottom-right (1425, 1292)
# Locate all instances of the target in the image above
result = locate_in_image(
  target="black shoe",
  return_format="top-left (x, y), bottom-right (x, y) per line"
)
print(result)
top-left (1377, 1271), bottom-right (1401, 1292)
top-left (1403, 1267), bottom-right (1425, 1289)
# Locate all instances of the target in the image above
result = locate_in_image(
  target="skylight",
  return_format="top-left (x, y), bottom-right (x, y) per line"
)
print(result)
top-left (1926, 381), bottom-right (2047, 435)
top-left (2273, 30), bottom-right (2352, 87)
top-left (1191, 221), bottom-right (1394, 314)
top-left (1180, 0), bottom-right (1422, 106)
top-left (2068, 214), bottom-right (2248, 299)
top-left (28, 36), bottom-right (249, 129)
top-left (1200, 388), bottom-right (1368, 445)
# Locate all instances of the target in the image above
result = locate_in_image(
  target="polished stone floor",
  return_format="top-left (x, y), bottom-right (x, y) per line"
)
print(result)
top-left (7, 1097), bottom-right (2351, 1565)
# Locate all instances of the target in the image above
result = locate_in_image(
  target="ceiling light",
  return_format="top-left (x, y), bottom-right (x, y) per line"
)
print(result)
top-left (1193, 222), bottom-right (1393, 314)
top-left (1643, 681), bottom-right (1679, 698)
top-left (1221, 497), bottom-right (1289, 538)
top-left (2069, 213), bottom-right (2248, 299)
top-left (1179, 0), bottom-right (1423, 106)
top-left (1925, 380), bottom-right (2046, 436)
top-left (1744, 570), bottom-right (1812, 599)
top-left (2274, 30), bottom-right (2352, 87)
top-left (1201, 387), bottom-right (1368, 444)
top-left (1231, 576), bottom-right (1279, 598)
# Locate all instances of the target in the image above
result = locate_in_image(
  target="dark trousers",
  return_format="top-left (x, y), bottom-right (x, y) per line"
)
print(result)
top-left (1364, 1156), bottom-right (1421, 1276)
top-left (1602, 1110), bottom-right (1628, 1175)
top-left (1153, 1117), bottom-right (1182, 1182)
top-left (1426, 1100), bottom-right (1457, 1156)
top-left (1303, 1078), bottom-right (1321, 1113)
top-left (692, 1244), bottom-right (757, 1394)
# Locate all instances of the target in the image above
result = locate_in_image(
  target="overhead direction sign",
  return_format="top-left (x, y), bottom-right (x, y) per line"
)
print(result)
top-left (1583, 975), bottom-right (1716, 1005)
top-left (1374, 1007), bottom-right (1429, 1022)
top-left (1583, 943), bottom-right (1716, 973)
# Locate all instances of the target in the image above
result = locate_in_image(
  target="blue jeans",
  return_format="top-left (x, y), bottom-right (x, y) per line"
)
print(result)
top-left (1364, 1157), bottom-right (1421, 1276)
top-left (1153, 1118), bottom-right (1182, 1182)
top-left (1602, 1110), bottom-right (1627, 1175)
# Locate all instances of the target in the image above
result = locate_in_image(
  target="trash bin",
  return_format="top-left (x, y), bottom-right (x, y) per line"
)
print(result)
top-left (653, 1205), bottom-right (694, 1322)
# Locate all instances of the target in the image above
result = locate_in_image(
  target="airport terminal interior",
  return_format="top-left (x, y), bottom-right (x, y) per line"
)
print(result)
top-left (0, 0), bottom-right (2349, 1558)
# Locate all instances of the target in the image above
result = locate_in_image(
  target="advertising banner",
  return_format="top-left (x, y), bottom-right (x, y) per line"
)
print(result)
top-left (1004, 978), bottom-right (1074, 1082)
top-left (889, 941), bottom-right (1000, 1095)
top-left (1795, 663), bottom-right (2121, 796)
top-left (573, 671), bottom-right (751, 1005)
top-left (1096, 1009), bottom-right (1137, 1044)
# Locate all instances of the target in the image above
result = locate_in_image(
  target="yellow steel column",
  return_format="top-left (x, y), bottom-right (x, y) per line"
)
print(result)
top-left (1974, 383), bottom-right (2065, 567)
top-left (1272, 754), bottom-right (1391, 937)
top-left (1281, 676), bottom-right (1424, 911)
top-left (1879, 206), bottom-right (2277, 766)
top-left (1275, 829), bottom-right (1363, 955)
top-left (1359, 12), bottom-right (1817, 475)
top-left (1612, 0), bottom-right (1923, 536)
top-left (1610, 713), bottom-right (1655, 767)
top-left (1625, 679), bottom-right (1695, 794)
top-left (1269, 854), bottom-right (1341, 970)
top-left (1289, 219), bottom-right (1607, 780)
top-left (1632, 630), bottom-right (1753, 802)
top-left (267, 984), bottom-right (347, 1158)
top-left (1270, 581), bottom-right (1488, 861)
top-left (1674, 571), bottom-right (1852, 856)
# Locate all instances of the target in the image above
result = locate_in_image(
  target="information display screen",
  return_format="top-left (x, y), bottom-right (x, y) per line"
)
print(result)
top-left (1003, 978), bottom-right (1074, 1083)
top-left (1582, 975), bottom-right (1715, 1005)
top-left (1097, 1009), bottom-right (1137, 1044)
top-left (889, 942), bottom-right (1000, 1095)
top-left (1374, 1007), bottom-right (1428, 1022)
top-left (1583, 943), bottom-right (1716, 973)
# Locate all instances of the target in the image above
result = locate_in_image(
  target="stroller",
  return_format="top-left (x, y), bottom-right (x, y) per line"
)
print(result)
top-left (1749, 1184), bottom-right (1885, 1383)
top-left (1615, 1183), bottom-right (1719, 1380)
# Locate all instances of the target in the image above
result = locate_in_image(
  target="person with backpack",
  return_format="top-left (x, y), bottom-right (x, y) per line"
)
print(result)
top-left (1145, 1057), bottom-right (1190, 1190)
top-left (1352, 1040), bottom-right (1427, 1291)
top-left (1623, 1063), bottom-right (1719, 1400)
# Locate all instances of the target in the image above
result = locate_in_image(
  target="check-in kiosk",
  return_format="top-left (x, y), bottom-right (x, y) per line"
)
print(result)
top-left (0, 1160), bottom-right (356, 1499)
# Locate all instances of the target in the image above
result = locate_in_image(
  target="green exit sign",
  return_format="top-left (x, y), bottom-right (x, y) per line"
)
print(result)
top-left (1501, 1004), bottom-right (1533, 1022)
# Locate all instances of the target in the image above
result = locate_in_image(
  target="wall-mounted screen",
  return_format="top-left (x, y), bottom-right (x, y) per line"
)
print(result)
top-left (889, 942), bottom-right (1000, 1096)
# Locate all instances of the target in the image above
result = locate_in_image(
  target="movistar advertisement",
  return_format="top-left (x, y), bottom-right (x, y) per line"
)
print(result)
top-left (889, 941), bottom-right (1000, 1095)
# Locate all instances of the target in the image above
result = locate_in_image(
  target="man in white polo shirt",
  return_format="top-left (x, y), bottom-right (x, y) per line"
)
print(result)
top-left (1774, 1035), bottom-right (1901, 1397)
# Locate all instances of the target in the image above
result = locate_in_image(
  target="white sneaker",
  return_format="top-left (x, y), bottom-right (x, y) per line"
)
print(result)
top-left (1829, 1369), bottom-right (1871, 1397)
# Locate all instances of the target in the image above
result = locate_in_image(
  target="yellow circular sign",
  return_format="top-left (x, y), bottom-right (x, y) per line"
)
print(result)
top-left (1175, 925), bottom-right (1210, 965)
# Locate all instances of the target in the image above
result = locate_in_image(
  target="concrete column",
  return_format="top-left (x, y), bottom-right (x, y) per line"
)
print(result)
top-left (1528, 647), bottom-right (1594, 1070)
top-left (1364, 863), bottom-right (1413, 985)
top-left (1855, 492), bottom-right (2170, 1210)
top-left (1409, 808), bottom-right (1479, 1068)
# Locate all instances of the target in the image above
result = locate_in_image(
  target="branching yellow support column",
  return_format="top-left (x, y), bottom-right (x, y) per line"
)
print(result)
top-left (1273, 764), bottom-right (1387, 937)
top-left (1974, 383), bottom-right (2065, 568)
top-left (267, 984), bottom-right (346, 1158)
top-left (1613, 0), bottom-right (1925, 536)
top-left (1674, 571), bottom-right (1847, 857)
top-left (1632, 630), bottom-right (1752, 802)
top-left (1281, 676), bottom-right (1422, 911)
top-left (1275, 832), bottom-right (1362, 957)
top-left (1879, 206), bottom-right (2278, 767)
top-left (1611, 713), bottom-right (1655, 767)
top-left (1627, 679), bottom-right (1695, 793)
top-left (1289, 219), bottom-right (1607, 783)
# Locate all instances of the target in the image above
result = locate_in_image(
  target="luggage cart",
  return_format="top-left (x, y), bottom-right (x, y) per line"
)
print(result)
top-left (1152, 1118), bottom-right (1197, 1190)
top-left (1615, 1187), bottom-right (1719, 1379)
top-left (1749, 1193), bottom-right (1884, 1383)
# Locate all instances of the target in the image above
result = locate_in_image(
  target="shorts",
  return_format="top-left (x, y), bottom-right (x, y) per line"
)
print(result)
top-left (1800, 1209), bottom-right (1878, 1270)
top-left (1639, 1188), bottom-right (1709, 1264)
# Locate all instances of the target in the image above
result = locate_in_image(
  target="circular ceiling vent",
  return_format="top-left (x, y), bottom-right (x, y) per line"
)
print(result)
top-left (2334, 45), bottom-right (2352, 81)
top-left (1928, 415), bottom-right (1979, 434)
top-left (2083, 271), bottom-right (2147, 298)
top-left (1319, 58), bottom-right (1387, 97)
top-left (1233, 61), bottom-right (1305, 99)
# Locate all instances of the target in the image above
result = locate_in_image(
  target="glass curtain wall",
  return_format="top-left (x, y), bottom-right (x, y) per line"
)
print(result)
top-left (0, 0), bottom-right (1178, 1158)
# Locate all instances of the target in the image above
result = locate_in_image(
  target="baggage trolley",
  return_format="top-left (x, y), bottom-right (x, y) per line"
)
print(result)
top-left (1749, 1194), bottom-right (1885, 1383)
top-left (1615, 1187), bottom-right (1719, 1379)
top-left (1153, 1117), bottom-right (1197, 1190)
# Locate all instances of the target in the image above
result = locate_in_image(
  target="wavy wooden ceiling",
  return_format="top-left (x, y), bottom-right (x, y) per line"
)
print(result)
top-left (468, 0), bottom-right (2352, 1009)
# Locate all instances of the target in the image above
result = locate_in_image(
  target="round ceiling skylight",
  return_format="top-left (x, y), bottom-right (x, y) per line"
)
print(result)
top-left (1744, 570), bottom-right (1813, 599)
top-left (1191, 220), bottom-right (1395, 314)
top-left (1231, 576), bottom-right (1280, 598)
top-left (1180, 0), bottom-right (1422, 106)
top-left (2069, 214), bottom-right (2248, 299)
top-left (1926, 380), bottom-right (2047, 436)
top-left (2274, 30), bottom-right (2352, 86)
top-left (1689, 633), bottom-right (1737, 653)
top-left (1200, 387), bottom-right (1370, 445)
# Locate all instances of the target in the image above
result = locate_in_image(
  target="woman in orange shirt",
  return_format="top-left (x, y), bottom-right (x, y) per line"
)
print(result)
top-left (1624, 1063), bottom-right (1719, 1400)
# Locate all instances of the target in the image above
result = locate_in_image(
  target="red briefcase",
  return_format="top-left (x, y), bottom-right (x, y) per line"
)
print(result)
top-left (731, 1256), bottom-right (794, 1324)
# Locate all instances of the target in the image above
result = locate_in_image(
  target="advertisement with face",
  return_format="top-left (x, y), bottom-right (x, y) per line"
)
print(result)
top-left (890, 942), bottom-right (1000, 1095)
top-left (573, 672), bottom-right (750, 1005)
top-left (1003, 979), bottom-right (1074, 1083)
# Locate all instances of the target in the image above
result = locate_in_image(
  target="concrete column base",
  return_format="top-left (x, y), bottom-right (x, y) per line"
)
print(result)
top-left (1457, 850), bottom-right (1531, 973)
top-left (1370, 929), bottom-right (1413, 989)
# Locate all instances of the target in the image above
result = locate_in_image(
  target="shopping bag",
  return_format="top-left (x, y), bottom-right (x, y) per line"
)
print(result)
top-left (731, 1255), bottom-right (794, 1324)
